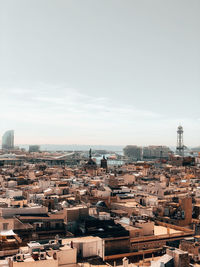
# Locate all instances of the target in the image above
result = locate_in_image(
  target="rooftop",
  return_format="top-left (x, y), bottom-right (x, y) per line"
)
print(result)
top-left (62, 236), bottom-right (102, 244)
top-left (154, 225), bottom-right (182, 236)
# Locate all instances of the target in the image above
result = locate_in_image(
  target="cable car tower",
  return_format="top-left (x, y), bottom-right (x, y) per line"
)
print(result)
top-left (176, 125), bottom-right (184, 157)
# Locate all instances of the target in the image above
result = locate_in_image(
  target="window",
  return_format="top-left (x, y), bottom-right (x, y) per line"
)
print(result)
top-left (3, 223), bottom-right (8, 230)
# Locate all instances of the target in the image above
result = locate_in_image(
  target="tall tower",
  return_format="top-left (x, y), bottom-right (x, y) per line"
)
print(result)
top-left (2, 130), bottom-right (14, 150)
top-left (176, 125), bottom-right (184, 156)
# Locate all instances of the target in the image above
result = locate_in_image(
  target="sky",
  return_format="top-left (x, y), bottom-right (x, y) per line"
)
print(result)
top-left (0, 0), bottom-right (200, 146)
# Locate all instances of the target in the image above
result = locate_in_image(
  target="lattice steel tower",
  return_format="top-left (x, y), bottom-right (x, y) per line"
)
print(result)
top-left (176, 125), bottom-right (184, 156)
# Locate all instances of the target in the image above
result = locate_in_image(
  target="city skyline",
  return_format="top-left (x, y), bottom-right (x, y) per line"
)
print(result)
top-left (0, 126), bottom-right (199, 149)
top-left (1, 0), bottom-right (200, 145)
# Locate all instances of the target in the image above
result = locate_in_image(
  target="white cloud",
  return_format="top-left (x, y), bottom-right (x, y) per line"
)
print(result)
top-left (0, 84), bottom-right (199, 146)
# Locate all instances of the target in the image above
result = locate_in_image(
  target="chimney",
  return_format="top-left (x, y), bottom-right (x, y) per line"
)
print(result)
top-left (122, 257), bottom-right (129, 267)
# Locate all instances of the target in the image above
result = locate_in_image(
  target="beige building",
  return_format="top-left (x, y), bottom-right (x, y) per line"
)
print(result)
top-left (63, 236), bottom-right (104, 259)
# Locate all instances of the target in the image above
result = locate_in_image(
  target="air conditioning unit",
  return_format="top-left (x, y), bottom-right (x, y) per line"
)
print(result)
top-left (49, 240), bottom-right (56, 245)
top-left (16, 254), bottom-right (24, 262)
top-left (40, 252), bottom-right (46, 260)
top-left (193, 255), bottom-right (199, 262)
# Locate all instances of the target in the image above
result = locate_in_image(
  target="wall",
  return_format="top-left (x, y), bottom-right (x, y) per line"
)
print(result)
top-left (130, 240), bottom-right (166, 252)
top-left (122, 174), bottom-right (135, 185)
top-left (71, 237), bottom-right (104, 259)
top-left (57, 247), bottom-right (77, 266)
top-left (135, 221), bottom-right (154, 236)
top-left (179, 197), bottom-right (192, 226)
top-left (95, 190), bottom-right (110, 198)
top-left (167, 248), bottom-right (189, 267)
top-left (105, 237), bottom-right (129, 256)
top-left (82, 240), bottom-right (103, 258)
top-left (38, 180), bottom-right (51, 190)
top-left (0, 207), bottom-right (47, 218)
top-left (66, 207), bottom-right (88, 223)
top-left (0, 260), bottom-right (9, 267)
top-left (180, 240), bottom-right (199, 256)
top-left (0, 217), bottom-right (14, 231)
top-left (12, 258), bottom-right (58, 267)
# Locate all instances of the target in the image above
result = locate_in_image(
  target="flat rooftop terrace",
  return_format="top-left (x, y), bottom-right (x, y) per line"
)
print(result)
top-left (154, 225), bottom-right (181, 236)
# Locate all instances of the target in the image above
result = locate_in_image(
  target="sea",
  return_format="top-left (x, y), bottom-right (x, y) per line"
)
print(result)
top-left (18, 144), bottom-right (124, 152)
top-left (18, 144), bottom-right (125, 165)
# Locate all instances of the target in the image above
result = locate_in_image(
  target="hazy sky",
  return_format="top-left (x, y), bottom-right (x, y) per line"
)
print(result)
top-left (0, 0), bottom-right (200, 146)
